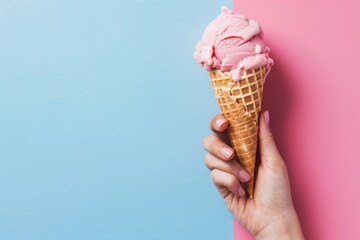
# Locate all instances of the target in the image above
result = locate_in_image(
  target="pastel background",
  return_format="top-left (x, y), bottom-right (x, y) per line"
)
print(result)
top-left (0, 0), bottom-right (236, 239)
top-left (1, 1), bottom-right (359, 240)
top-left (233, 0), bottom-right (360, 239)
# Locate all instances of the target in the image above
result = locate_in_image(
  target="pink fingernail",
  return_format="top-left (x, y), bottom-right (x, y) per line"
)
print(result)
top-left (239, 170), bottom-right (251, 182)
top-left (220, 147), bottom-right (233, 158)
top-left (264, 111), bottom-right (270, 126)
top-left (215, 118), bottom-right (226, 129)
top-left (238, 187), bottom-right (246, 196)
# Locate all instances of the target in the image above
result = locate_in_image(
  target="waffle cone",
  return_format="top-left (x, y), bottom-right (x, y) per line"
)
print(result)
top-left (208, 66), bottom-right (267, 198)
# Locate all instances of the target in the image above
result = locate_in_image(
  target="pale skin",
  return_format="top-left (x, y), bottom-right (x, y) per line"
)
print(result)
top-left (202, 111), bottom-right (305, 240)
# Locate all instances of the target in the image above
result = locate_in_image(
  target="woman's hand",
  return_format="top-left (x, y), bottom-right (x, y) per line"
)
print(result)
top-left (202, 111), bottom-right (304, 239)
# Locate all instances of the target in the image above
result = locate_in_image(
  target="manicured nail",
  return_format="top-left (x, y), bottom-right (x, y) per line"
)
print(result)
top-left (220, 147), bottom-right (233, 158)
top-left (215, 118), bottom-right (226, 129)
top-left (264, 111), bottom-right (270, 126)
top-left (238, 187), bottom-right (246, 196)
top-left (239, 170), bottom-right (251, 182)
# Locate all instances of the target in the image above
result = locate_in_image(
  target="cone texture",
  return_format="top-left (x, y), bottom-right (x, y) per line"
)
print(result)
top-left (208, 66), bottom-right (267, 198)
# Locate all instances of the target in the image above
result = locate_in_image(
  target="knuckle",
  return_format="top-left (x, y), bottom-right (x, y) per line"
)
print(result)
top-left (210, 169), bottom-right (220, 181)
top-left (202, 135), bottom-right (213, 147)
top-left (204, 153), bottom-right (212, 165)
top-left (202, 134), bottom-right (220, 149)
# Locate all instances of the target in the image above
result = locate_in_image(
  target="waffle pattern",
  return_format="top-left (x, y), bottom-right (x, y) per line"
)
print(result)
top-left (208, 66), bottom-right (267, 198)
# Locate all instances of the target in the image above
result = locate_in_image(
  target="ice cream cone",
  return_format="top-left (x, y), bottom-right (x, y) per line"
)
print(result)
top-left (208, 65), bottom-right (267, 198)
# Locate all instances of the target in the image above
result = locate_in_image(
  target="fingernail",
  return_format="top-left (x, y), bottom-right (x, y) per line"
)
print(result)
top-left (239, 170), bottom-right (251, 182)
top-left (220, 147), bottom-right (233, 158)
top-left (215, 118), bottom-right (226, 129)
top-left (264, 111), bottom-right (270, 126)
top-left (238, 187), bottom-right (246, 196)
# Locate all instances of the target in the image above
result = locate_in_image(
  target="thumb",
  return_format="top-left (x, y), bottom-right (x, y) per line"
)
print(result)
top-left (258, 111), bottom-right (283, 169)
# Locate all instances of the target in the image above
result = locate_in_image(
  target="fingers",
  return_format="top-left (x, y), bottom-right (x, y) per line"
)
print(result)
top-left (211, 169), bottom-right (246, 197)
top-left (258, 111), bottom-right (283, 169)
top-left (202, 134), bottom-right (234, 161)
top-left (202, 127), bottom-right (249, 197)
top-left (209, 114), bottom-right (230, 144)
top-left (204, 153), bottom-right (251, 183)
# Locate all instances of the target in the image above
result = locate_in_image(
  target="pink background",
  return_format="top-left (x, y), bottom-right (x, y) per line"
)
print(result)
top-left (233, 0), bottom-right (360, 239)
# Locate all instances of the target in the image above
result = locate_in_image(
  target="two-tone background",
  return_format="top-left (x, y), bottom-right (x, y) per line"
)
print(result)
top-left (1, 0), bottom-right (359, 239)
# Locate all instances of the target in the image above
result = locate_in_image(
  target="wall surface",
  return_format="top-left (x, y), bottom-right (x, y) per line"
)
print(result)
top-left (1, 0), bottom-right (359, 240)
top-left (0, 0), bottom-right (235, 239)
top-left (233, 0), bottom-right (360, 239)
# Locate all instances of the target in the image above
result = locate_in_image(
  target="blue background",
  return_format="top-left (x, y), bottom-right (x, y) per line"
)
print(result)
top-left (0, 0), bottom-right (233, 239)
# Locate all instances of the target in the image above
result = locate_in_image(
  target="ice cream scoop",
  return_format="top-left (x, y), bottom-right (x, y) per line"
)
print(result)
top-left (194, 6), bottom-right (273, 198)
top-left (194, 6), bottom-right (273, 81)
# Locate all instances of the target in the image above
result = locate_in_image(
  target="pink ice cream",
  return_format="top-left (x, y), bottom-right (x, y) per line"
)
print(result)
top-left (194, 7), bottom-right (273, 81)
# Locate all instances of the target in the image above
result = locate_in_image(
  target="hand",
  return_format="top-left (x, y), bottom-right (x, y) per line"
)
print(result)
top-left (202, 111), bottom-right (304, 239)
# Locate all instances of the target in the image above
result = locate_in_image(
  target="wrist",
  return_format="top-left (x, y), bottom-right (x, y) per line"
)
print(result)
top-left (255, 208), bottom-right (304, 240)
